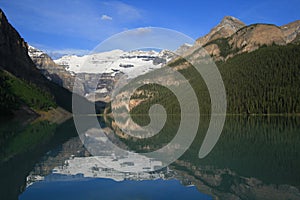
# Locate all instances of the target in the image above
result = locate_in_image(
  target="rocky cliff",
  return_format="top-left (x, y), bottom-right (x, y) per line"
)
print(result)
top-left (0, 9), bottom-right (91, 113)
top-left (281, 20), bottom-right (300, 43)
top-left (196, 16), bottom-right (246, 46)
top-left (193, 16), bottom-right (300, 61)
top-left (28, 46), bottom-right (74, 91)
top-left (0, 9), bottom-right (46, 84)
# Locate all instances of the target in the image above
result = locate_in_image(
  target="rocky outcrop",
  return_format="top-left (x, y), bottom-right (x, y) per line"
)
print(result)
top-left (292, 33), bottom-right (300, 44)
top-left (227, 24), bottom-right (286, 55)
top-left (281, 20), bottom-right (300, 43)
top-left (52, 49), bottom-right (175, 102)
top-left (196, 16), bottom-right (245, 47)
top-left (191, 17), bottom-right (300, 61)
top-left (175, 43), bottom-right (192, 55)
top-left (28, 46), bottom-right (122, 101)
top-left (28, 46), bottom-right (74, 91)
top-left (202, 23), bottom-right (286, 60)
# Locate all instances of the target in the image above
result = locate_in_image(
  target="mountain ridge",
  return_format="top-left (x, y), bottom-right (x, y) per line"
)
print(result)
top-left (192, 17), bottom-right (300, 61)
top-left (196, 16), bottom-right (246, 46)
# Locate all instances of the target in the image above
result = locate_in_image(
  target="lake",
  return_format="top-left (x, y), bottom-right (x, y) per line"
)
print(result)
top-left (0, 116), bottom-right (300, 200)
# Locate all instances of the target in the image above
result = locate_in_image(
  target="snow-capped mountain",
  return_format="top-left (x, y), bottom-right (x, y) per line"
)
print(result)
top-left (28, 46), bottom-right (175, 102)
top-left (54, 49), bottom-right (174, 79)
top-left (28, 45), bottom-right (44, 57)
top-left (51, 49), bottom-right (175, 101)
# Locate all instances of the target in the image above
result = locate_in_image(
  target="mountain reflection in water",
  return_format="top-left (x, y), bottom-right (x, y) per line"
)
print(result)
top-left (0, 116), bottom-right (299, 200)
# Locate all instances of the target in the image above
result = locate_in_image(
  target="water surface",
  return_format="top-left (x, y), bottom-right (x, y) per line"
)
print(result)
top-left (0, 116), bottom-right (299, 200)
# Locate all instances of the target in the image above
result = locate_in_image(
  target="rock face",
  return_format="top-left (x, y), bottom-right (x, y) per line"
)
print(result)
top-left (0, 8), bottom-right (74, 94)
top-left (0, 9), bottom-right (89, 113)
top-left (228, 24), bottom-right (286, 54)
top-left (0, 9), bottom-right (45, 84)
top-left (53, 49), bottom-right (175, 102)
top-left (196, 16), bottom-right (246, 46)
top-left (75, 72), bottom-right (122, 102)
top-left (27, 46), bottom-right (122, 102)
top-left (28, 46), bottom-right (74, 91)
top-left (190, 17), bottom-right (300, 61)
top-left (281, 20), bottom-right (300, 43)
top-left (175, 43), bottom-right (192, 55)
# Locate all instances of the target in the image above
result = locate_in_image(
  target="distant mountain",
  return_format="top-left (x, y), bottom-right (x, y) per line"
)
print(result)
top-left (28, 45), bottom-right (74, 91)
top-left (54, 49), bottom-right (174, 78)
top-left (53, 49), bottom-right (174, 102)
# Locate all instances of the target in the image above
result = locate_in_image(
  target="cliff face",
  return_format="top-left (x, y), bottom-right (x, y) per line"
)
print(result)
top-left (196, 16), bottom-right (246, 46)
top-left (227, 24), bottom-right (286, 55)
top-left (0, 9), bottom-right (46, 84)
top-left (28, 46), bottom-right (74, 91)
top-left (192, 18), bottom-right (300, 61)
top-left (281, 20), bottom-right (300, 43)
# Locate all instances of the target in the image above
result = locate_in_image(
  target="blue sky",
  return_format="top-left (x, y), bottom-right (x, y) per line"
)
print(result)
top-left (1, 0), bottom-right (300, 55)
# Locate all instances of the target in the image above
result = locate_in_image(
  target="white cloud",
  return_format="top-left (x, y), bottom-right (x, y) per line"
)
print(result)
top-left (45, 48), bottom-right (90, 59)
top-left (135, 27), bottom-right (152, 34)
top-left (101, 14), bottom-right (112, 21)
top-left (123, 27), bottom-right (153, 36)
top-left (102, 1), bottom-right (142, 21)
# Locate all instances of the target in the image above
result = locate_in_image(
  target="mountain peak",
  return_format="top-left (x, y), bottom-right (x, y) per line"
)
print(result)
top-left (220, 16), bottom-right (244, 27)
top-left (221, 16), bottom-right (240, 22)
top-left (196, 16), bottom-right (245, 46)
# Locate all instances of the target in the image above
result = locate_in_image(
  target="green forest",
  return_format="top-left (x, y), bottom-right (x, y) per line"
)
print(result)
top-left (0, 70), bottom-right (56, 115)
top-left (129, 43), bottom-right (300, 115)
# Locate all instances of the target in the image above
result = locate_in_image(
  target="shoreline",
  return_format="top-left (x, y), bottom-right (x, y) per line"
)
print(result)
top-left (34, 107), bottom-right (73, 124)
